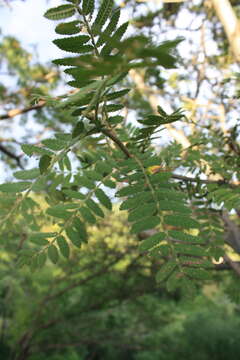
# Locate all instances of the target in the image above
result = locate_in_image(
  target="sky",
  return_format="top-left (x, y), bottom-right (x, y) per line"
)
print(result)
top-left (0, 0), bottom-right (64, 62)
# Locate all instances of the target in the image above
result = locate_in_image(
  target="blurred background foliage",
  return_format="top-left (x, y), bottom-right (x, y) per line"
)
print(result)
top-left (1, 208), bottom-right (240, 360)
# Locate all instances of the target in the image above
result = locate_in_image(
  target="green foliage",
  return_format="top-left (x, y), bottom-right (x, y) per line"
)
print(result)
top-left (44, 4), bottom-right (76, 20)
top-left (0, 0), bottom-right (239, 298)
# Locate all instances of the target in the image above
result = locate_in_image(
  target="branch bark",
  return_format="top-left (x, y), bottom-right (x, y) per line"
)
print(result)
top-left (210, 0), bottom-right (240, 62)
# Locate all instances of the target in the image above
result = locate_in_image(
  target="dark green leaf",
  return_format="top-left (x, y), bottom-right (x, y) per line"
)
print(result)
top-left (57, 236), bottom-right (70, 258)
top-left (48, 244), bottom-right (59, 264)
top-left (79, 206), bottom-right (96, 224)
top-left (95, 188), bottom-right (112, 210)
top-left (156, 260), bottom-right (177, 283)
top-left (72, 121), bottom-right (85, 138)
top-left (55, 20), bottom-right (80, 35)
top-left (53, 36), bottom-right (90, 53)
top-left (82, 0), bottom-right (94, 15)
top-left (14, 168), bottom-right (40, 180)
top-left (39, 155), bottom-right (52, 174)
top-left (0, 182), bottom-right (31, 193)
top-left (139, 232), bottom-right (165, 252)
top-left (131, 216), bottom-right (160, 234)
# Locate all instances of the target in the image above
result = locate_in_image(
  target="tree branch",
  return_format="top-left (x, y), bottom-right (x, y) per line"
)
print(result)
top-left (210, 0), bottom-right (240, 62)
top-left (0, 143), bottom-right (23, 168)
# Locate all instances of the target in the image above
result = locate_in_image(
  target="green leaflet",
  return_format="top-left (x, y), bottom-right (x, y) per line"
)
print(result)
top-left (139, 232), bottom-right (166, 252)
top-left (156, 188), bottom-right (186, 200)
top-left (184, 268), bottom-right (211, 280)
top-left (95, 161), bottom-right (112, 175)
top-left (37, 253), bottom-right (47, 268)
top-left (95, 188), bottom-right (112, 210)
top-left (120, 191), bottom-right (153, 210)
top-left (158, 200), bottom-right (191, 214)
top-left (79, 206), bottom-right (96, 224)
top-left (101, 21), bottom-right (129, 56)
top-left (128, 203), bottom-right (157, 222)
top-left (103, 179), bottom-right (116, 188)
top-left (30, 238), bottom-right (49, 246)
top-left (62, 189), bottom-right (85, 200)
top-left (86, 199), bottom-right (105, 218)
top-left (28, 232), bottom-right (56, 243)
top-left (105, 88), bottom-right (130, 101)
top-left (169, 230), bottom-right (204, 243)
top-left (57, 236), bottom-right (70, 259)
top-left (21, 144), bottom-right (53, 157)
top-left (180, 278), bottom-right (197, 299)
top-left (53, 56), bottom-right (87, 66)
top-left (166, 271), bottom-right (180, 292)
top-left (174, 244), bottom-right (207, 257)
top-left (156, 260), bottom-right (177, 283)
top-left (73, 217), bottom-right (87, 242)
top-left (41, 139), bottom-right (67, 151)
top-left (72, 121), bottom-right (85, 138)
top-left (58, 80), bottom-right (103, 107)
top-left (164, 215), bottom-right (199, 229)
top-left (96, 8), bottom-right (120, 47)
top-left (85, 170), bottom-right (102, 181)
top-left (53, 36), bottom-right (90, 53)
top-left (0, 182), bottom-right (31, 193)
top-left (44, 5), bottom-right (76, 20)
top-left (46, 206), bottom-right (72, 220)
top-left (106, 71), bottom-right (129, 86)
top-left (55, 20), bottom-right (81, 35)
top-left (82, 0), bottom-right (95, 15)
top-left (39, 155), bottom-right (52, 174)
top-left (108, 115), bottom-right (123, 125)
top-left (92, 0), bottom-right (114, 34)
top-left (131, 216), bottom-right (160, 234)
top-left (105, 104), bottom-right (124, 112)
top-left (66, 227), bottom-right (82, 247)
top-left (179, 257), bottom-right (213, 268)
top-left (117, 183), bottom-right (144, 197)
top-left (64, 155), bottom-right (72, 171)
top-left (149, 172), bottom-right (172, 183)
top-left (77, 176), bottom-right (95, 189)
top-left (14, 168), bottom-right (40, 180)
top-left (48, 244), bottom-right (59, 264)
